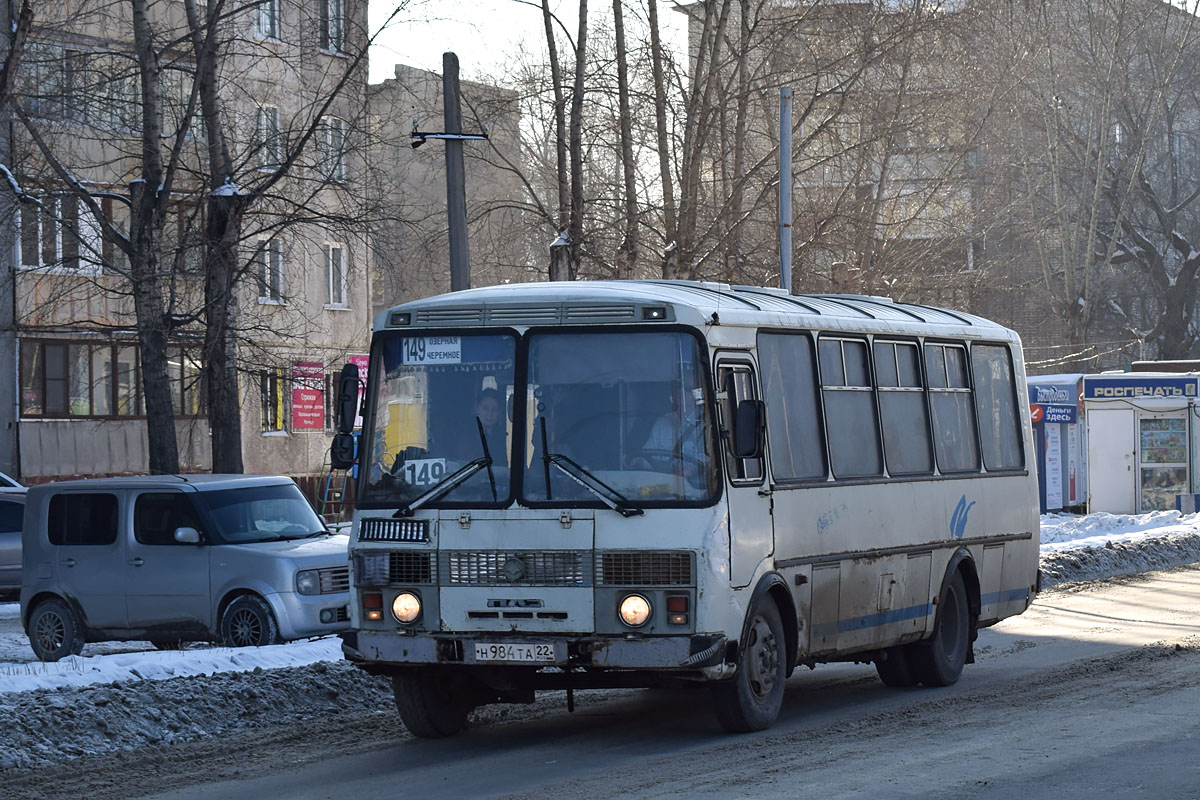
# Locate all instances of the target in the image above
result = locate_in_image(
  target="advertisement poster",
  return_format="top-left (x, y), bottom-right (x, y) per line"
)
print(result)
top-left (291, 361), bottom-right (325, 431)
top-left (1045, 424), bottom-right (1063, 510)
top-left (1067, 423), bottom-right (1079, 505)
top-left (348, 354), bottom-right (369, 428)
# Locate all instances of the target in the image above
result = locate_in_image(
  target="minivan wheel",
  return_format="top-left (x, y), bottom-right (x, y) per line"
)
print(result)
top-left (220, 596), bottom-right (280, 648)
top-left (29, 598), bottom-right (84, 662)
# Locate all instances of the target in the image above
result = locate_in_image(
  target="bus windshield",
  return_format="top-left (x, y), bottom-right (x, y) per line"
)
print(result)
top-left (359, 329), bottom-right (718, 508)
top-left (523, 330), bottom-right (719, 505)
top-left (361, 333), bottom-right (517, 507)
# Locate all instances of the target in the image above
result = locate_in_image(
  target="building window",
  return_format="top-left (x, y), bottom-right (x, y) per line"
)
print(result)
top-left (325, 243), bottom-right (348, 307)
top-left (19, 340), bottom-right (204, 419)
top-left (256, 105), bottom-right (282, 171)
top-left (321, 0), bottom-right (345, 52)
top-left (319, 116), bottom-right (348, 182)
top-left (254, 0), bottom-right (280, 39)
top-left (255, 239), bottom-right (285, 302)
top-left (260, 367), bottom-right (287, 432)
top-left (17, 195), bottom-right (102, 271)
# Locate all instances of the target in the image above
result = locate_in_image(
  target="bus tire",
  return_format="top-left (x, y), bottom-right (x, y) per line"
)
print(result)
top-left (909, 570), bottom-right (970, 687)
top-left (392, 670), bottom-right (472, 739)
top-left (874, 645), bottom-right (918, 687)
top-left (712, 600), bottom-right (787, 732)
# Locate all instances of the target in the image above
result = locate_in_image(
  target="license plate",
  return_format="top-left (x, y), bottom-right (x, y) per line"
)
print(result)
top-left (473, 642), bottom-right (555, 663)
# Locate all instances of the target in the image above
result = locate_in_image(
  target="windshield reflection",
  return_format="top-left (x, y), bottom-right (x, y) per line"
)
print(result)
top-left (358, 329), bottom-right (717, 509)
top-left (196, 484), bottom-right (327, 544)
top-left (360, 333), bottom-right (516, 506)
top-left (523, 331), bottom-right (718, 505)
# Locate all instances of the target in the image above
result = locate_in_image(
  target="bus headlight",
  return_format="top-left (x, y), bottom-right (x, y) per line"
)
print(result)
top-left (392, 591), bottom-right (422, 624)
top-left (618, 594), bottom-right (652, 627)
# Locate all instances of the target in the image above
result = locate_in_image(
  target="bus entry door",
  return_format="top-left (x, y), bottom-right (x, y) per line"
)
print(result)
top-left (716, 358), bottom-right (773, 589)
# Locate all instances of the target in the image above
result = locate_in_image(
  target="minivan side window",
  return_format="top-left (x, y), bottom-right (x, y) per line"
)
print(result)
top-left (48, 493), bottom-right (118, 545)
top-left (0, 498), bottom-right (23, 531)
top-left (135, 493), bottom-right (206, 546)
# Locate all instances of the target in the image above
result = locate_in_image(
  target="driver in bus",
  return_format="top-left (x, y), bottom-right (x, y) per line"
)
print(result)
top-left (631, 389), bottom-right (705, 481)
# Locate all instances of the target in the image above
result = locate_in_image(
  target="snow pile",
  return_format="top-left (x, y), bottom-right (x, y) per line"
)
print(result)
top-left (0, 637), bottom-right (344, 695)
top-left (1038, 510), bottom-right (1200, 588)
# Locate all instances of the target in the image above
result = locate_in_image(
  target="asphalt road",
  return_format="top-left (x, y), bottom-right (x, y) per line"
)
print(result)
top-left (112, 565), bottom-right (1200, 800)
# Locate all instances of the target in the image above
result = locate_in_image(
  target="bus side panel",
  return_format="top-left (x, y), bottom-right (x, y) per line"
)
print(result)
top-left (809, 564), bottom-right (840, 655)
top-left (836, 553), bottom-right (930, 652)
top-left (979, 544), bottom-right (1005, 623)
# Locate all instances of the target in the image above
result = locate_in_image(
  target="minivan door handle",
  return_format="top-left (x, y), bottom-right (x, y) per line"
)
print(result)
top-left (128, 557), bottom-right (145, 567)
top-left (61, 558), bottom-right (76, 568)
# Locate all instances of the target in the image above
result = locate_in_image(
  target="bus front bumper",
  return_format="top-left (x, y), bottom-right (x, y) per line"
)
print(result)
top-left (340, 629), bottom-right (728, 670)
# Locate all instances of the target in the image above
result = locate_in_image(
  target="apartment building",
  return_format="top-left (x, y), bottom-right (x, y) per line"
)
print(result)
top-left (0, 0), bottom-right (372, 481)
top-left (367, 61), bottom-right (539, 314)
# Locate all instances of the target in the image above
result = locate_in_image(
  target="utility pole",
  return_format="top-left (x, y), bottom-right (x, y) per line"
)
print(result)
top-left (779, 87), bottom-right (793, 293)
top-left (411, 52), bottom-right (489, 293)
top-left (443, 53), bottom-right (470, 292)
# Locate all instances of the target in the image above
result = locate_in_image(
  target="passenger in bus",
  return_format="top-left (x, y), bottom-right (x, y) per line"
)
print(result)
top-left (454, 388), bottom-right (508, 466)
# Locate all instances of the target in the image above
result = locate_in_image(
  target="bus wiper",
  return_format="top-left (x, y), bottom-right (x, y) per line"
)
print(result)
top-left (544, 453), bottom-right (644, 517)
top-left (476, 416), bottom-right (498, 501)
top-left (394, 455), bottom-right (492, 518)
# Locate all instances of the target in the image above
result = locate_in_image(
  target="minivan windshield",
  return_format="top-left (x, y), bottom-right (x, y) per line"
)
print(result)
top-left (196, 484), bottom-right (328, 544)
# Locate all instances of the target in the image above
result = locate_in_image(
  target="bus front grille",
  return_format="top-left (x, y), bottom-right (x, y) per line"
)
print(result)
top-left (598, 552), bottom-right (694, 586)
top-left (390, 552), bottom-right (435, 584)
top-left (359, 518), bottom-right (430, 543)
top-left (443, 551), bottom-right (591, 586)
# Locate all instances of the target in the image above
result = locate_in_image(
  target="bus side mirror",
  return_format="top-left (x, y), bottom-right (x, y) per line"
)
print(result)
top-left (331, 433), bottom-right (357, 470)
top-left (335, 363), bottom-right (359, 434)
top-left (732, 399), bottom-right (765, 459)
top-left (331, 363), bottom-right (360, 470)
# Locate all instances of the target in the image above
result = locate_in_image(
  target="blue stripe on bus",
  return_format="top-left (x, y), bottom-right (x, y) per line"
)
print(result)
top-left (808, 586), bottom-right (1030, 639)
top-left (980, 587), bottom-right (1030, 606)
top-left (811, 602), bottom-right (932, 638)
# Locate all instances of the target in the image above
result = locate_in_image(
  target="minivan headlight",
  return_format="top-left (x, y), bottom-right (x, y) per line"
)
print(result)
top-left (296, 569), bottom-right (320, 595)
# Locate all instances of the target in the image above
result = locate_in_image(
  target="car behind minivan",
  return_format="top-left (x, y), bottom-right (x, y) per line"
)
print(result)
top-left (20, 474), bottom-right (350, 661)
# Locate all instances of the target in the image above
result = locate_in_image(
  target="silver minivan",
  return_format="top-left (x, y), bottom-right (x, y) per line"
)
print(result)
top-left (20, 474), bottom-right (350, 661)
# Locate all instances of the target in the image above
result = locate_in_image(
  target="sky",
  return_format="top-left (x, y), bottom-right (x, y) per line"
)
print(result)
top-left (2, 509), bottom-right (1200, 696)
top-left (366, 0), bottom-right (690, 87)
top-left (368, 0), bottom-right (551, 86)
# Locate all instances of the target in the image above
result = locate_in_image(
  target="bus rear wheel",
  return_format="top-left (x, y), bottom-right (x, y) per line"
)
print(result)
top-left (874, 645), bottom-right (918, 687)
top-left (712, 600), bottom-right (787, 732)
top-left (392, 669), bottom-right (474, 739)
top-left (909, 570), bottom-right (970, 687)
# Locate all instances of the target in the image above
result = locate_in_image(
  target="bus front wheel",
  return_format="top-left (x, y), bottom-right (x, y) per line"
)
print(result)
top-left (909, 570), bottom-right (970, 687)
top-left (712, 600), bottom-right (787, 732)
top-left (392, 669), bottom-right (474, 738)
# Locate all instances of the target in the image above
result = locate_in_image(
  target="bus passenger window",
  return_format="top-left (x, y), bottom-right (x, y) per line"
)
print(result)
top-left (925, 343), bottom-right (980, 473)
top-left (819, 337), bottom-right (882, 478)
top-left (874, 340), bottom-right (933, 476)
top-left (758, 333), bottom-right (826, 481)
top-left (971, 344), bottom-right (1024, 470)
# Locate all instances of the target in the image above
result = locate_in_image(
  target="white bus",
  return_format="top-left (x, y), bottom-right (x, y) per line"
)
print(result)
top-left (330, 280), bottom-right (1040, 737)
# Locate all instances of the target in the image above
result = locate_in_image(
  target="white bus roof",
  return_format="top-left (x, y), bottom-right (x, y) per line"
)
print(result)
top-left (375, 280), bottom-right (1018, 341)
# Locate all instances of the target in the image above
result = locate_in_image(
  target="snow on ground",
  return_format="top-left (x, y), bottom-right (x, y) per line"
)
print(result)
top-left (0, 511), bottom-right (1198, 696)
top-left (1, 510), bottom-right (1199, 773)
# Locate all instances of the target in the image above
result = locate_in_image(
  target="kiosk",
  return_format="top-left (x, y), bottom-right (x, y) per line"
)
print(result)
top-left (1082, 369), bottom-right (1199, 514)
top-left (1027, 375), bottom-right (1087, 513)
